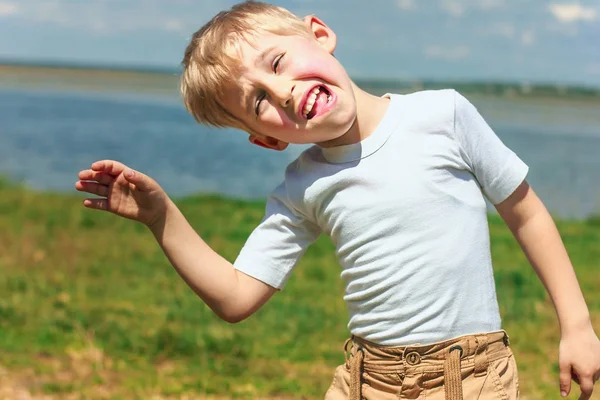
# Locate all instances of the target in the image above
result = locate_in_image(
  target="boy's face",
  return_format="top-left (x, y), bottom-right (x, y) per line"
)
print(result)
top-left (222, 16), bottom-right (358, 150)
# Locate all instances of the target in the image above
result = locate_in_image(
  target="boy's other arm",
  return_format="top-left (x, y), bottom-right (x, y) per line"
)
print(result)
top-left (77, 160), bottom-right (276, 324)
top-left (495, 179), bottom-right (600, 399)
top-left (149, 199), bottom-right (277, 323)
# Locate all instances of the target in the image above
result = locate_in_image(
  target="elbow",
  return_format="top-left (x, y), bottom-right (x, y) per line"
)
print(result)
top-left (212, 304), bottom-right (253, 324)
top-left (221, 313), bottom-right (249, 324)
top-left (204, 275), bottom-right (273, 324)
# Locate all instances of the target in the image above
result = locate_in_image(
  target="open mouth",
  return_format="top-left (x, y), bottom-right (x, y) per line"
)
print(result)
top-left (302, 85), bottom-right (332, 120)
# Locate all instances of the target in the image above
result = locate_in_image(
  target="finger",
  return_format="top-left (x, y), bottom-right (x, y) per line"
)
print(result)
top-left (91, 160), bottom-right (128, 176)
top-left (78, 170), bottom-right (113, 185)
top-left (577, 377), bottom-right (594, 400)
top-left (75, 181), bottom-right (109, 197)
top-left (123, 168), bottom-right (154, 192)
top-left (83, 198), bottom-right (108, 211)
top-left (560, 363), bottom-right (572, 397)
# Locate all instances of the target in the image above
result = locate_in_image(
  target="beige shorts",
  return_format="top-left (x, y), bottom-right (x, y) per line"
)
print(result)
top-left (325, 330), bottom-right (519, 400)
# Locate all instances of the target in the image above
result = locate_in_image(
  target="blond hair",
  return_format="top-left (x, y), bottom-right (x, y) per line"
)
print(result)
top-left (180, 1), bottom-right (310, 130)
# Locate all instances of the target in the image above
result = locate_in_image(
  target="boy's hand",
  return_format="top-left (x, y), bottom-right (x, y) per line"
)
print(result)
top-left (559, 324), bottom-right (600, 399)
top-left (76, 160), bottom-right (169, 227)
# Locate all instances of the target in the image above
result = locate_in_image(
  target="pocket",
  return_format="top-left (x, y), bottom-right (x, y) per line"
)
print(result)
top-left (324, 365), bottom-right (349, 400)
top-left (510, 352), bottom-right (520, 399)
top-left (486, 350), bottom-right (520, 400)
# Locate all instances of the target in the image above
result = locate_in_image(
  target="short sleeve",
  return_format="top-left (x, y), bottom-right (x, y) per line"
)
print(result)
top-left (453, 91), bottom-right (529, 204)
top-left (233, 183), bottom-right (321, 289)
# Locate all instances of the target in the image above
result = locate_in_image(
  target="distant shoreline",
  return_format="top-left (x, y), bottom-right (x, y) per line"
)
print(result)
top-left (0, 59), bottom-right (178, 76)
top-left (1, 61), bottom-right (600, 101)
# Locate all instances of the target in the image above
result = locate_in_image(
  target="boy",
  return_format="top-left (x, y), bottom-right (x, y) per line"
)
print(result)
top-left (76, 1), bottom-right (600, 399)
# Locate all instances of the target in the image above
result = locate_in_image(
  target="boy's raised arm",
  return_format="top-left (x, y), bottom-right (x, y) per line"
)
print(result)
top-left (495, 179), bottom-right (600, 399)
top-left (148, 197), bottom-right (277, 323)
top-left (76, 160), bottom-right (277, 323)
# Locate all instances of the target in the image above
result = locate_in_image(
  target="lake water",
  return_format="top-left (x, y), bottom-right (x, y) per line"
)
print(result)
top-left (1, 67), bottom-right (600, 219)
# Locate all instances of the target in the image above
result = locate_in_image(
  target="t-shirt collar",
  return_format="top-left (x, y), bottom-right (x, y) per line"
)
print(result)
top-left (320, 94), bottom-right (400, 164)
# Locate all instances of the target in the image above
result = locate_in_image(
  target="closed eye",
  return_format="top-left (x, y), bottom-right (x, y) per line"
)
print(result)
top-left (273, 53), bottom-right (285, 73)
top-left (255, 53), bottom-right (284, 116)
top-left (255, 92), bottom-right (266, 116)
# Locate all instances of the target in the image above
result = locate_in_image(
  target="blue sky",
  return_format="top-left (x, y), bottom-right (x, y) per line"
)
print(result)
top-left (0, 0), bottom-right (599, 87)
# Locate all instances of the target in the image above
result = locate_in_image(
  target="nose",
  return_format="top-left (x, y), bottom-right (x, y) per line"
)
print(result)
top-left (269, 79), bottom-right (295, 108)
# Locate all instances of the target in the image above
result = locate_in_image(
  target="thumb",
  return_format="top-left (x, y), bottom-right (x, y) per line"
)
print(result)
top-left (559, 362), bottom-right (572, 397)
top-left (123, 168), bottom-right (154, 192)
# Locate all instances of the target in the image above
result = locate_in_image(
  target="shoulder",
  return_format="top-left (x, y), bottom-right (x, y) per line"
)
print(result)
top-left (282, 145), bottom-right (322, 182)
top-left (397, 88), bottom-right (471, 114)
top-left (397, 89), bottom-right (483, 129)
top-left (269, 146), bottom-right (323, 211)
top-left (392, 88), bottom-right (457, 106)
top-left (398, 88), bottom-right (457, 103)
top-left (386, 89), bottom-right (459, 130)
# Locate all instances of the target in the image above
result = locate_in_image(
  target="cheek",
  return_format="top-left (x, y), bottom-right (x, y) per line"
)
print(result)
top-left (279, 109), bottom-right (296, 127)
top-left (263, 106), bottom-right (295, 128)
top-left (291, 53), bottom-right (333, 77)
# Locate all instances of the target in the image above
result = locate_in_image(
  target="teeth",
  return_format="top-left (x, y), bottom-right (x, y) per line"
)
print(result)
top-left (303, 86), bottom-right (325, 117)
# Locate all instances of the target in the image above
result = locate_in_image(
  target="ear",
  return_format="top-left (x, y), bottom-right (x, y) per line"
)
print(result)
top-left (248, 135), bottom-right (289, 151)
top-left (303, 15), bottom-right (337, 54)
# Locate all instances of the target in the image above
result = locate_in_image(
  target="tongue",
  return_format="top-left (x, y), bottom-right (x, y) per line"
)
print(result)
top-left (308, 90), bottom-right (329, 119)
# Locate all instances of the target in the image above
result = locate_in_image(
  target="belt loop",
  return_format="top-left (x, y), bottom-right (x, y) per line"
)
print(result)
top-left (473, 335), bottom-right (489, 377)
top-left (347, 339), bottom-right (364, 400)
top-left (444, 345), bottom-right (464, 400)
top-left (344, 337), bottom-right (353, 366)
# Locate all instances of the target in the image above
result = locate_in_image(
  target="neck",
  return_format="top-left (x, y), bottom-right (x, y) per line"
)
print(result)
top-left (318, 81), bottom-right (390, 148)
top-left (352, 82), bottom-right (390, 141)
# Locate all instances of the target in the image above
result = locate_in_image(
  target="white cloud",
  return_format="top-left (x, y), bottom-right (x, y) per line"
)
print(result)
top-left (163, 19), bottom-right (187, 33)
top-left (4, 0), bottom-right (236, 34)
top-left (441, 0), bottom-right (465, 17)
top-left (424, 45), bottom-right (470, 61)
top-left (0, 2), bottom-right (17, 16)
top-left (397, 0), bottom-right (416, 11)
top-left (548, 3), bottom-right (597, 23)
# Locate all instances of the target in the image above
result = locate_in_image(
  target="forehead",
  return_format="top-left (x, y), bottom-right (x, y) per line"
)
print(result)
top-left (232, 31), bottom-right (292, 64)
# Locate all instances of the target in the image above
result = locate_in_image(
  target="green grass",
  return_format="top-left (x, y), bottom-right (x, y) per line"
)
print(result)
top-left (0, 180), bottom-right (599, 399)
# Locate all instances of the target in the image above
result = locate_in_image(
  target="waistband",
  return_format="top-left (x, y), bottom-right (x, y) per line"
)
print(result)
top-left (345, 330), bottom-right (509, 373)
top-left (344, 330), bottom-right (511, 400)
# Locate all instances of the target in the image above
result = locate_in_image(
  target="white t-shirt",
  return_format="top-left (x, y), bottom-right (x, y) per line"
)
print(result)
top-left (234, 89), bottom-right (529, 346)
